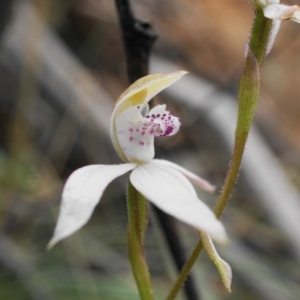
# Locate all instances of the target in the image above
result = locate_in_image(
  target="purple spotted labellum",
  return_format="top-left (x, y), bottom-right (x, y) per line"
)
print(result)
top-left (116, 104), bottom-right (180, 163)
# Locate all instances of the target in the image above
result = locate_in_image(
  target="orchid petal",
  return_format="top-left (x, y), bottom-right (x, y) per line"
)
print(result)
top-left (152, 159), bottom-right (216, 193)
top-left (201, 232), bottom-right (232, 292)
top-left (110, 71), bottom-right (187, 162)
top-left (130, 161), bottom-right (228, 242)
top-left (116, 105), bottom-right (181, 163)
top-left (263, 4), bottom-right (298, 20)
top-left (48, 163), bottom-right (136, 249)
top-left (114, 71), bottom-right (188, 118)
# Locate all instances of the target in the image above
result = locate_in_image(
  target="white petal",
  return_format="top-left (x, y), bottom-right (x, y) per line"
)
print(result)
top-left (48, 163), bottom-right (136, 249)
top-left (110, 71), bottom-right (187, 162)
top-left (152, 159), bottom-right (216, 193)
top-left (201, 232), bottom-right (232, 292)
top-left (263, 4), bottom-right (297, 20)
top-left (130, 161), bottom-right (227, 242)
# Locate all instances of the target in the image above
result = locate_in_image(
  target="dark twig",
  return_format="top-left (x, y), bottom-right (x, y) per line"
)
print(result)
top-left (114, 0), bottom-right (156, 82)
top-left (114, 1), bottom-right (200, 299)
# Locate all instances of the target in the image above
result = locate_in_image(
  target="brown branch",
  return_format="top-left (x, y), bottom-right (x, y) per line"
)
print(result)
top-left (114, 0), bottom-right (156, 83)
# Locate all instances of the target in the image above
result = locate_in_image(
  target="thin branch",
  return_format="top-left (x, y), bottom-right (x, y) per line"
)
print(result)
top-left (114, 0), bottom-right (156, 83)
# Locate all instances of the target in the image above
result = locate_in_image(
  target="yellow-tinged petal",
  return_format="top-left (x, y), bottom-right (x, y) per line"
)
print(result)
top-left (115, 71), bottom-right (188, 117)
top-left (201, 231), bottom-right (232, 292)
top-left (110, 71), bottom-right (187, 162)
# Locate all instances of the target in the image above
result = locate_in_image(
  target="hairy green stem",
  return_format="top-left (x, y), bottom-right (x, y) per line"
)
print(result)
top-left (166, 9), bottom-right (273, 300)
top-left (166, 242), bottom-right (204, 300)
top-left (127, 181), bottom-right (154, 300)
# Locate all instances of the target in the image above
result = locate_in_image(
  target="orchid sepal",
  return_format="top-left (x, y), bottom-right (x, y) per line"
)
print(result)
top-left (47, 163), bottom-right (136, 249)
top-left (201, 232), bottom-right (232, 292)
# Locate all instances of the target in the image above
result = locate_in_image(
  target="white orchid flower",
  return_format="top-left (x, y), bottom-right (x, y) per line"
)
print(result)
top-left (48, 71), bottom-right (228, 249)
top-left (255, 0), bottom-right (300, 22)
top-left (246, 1), bottom-right (300, 56)
top-left (251, 0), bottom-right (300, 23)
top-left (262, 2), bottom-right (300, 23)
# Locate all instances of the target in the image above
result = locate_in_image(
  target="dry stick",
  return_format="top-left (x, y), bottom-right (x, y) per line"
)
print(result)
top-left (114, 1), bottom-right (200, 299)
top-left (166, 10), bottom-right (273, 300)
top-left (114, 0), bottom-right (156, 83)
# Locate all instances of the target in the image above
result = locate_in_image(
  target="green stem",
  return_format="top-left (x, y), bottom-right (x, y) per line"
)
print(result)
top-left (127, 180), bottom-right (154, 300)
top-left (166, 242), bottom-right (204, 300)
top-left (249, 10), bottom-right (273, 67)
top-left (215, 51), bottom-right (260, 218)
top-left (166, 10), bottom-right (273, 300)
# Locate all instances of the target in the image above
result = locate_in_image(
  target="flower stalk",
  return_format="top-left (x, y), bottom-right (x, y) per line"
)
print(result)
top-left (216, 5), bottom-right (272, 218)
top-left (127, 180), bottom-right (154, 300)
top-left (167, 8), bottom-right (274, 300)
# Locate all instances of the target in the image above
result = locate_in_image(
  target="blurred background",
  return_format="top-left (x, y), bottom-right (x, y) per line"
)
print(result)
top-left (0, 0), bottom-right (300, 299)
